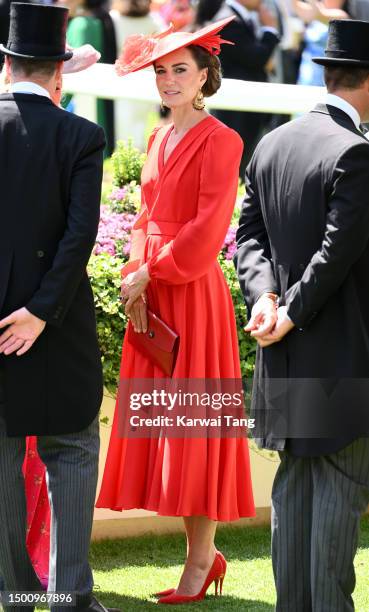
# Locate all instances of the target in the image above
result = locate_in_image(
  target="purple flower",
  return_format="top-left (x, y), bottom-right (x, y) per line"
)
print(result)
top-left (108, 187), bottom-right (128, 202)
top-left (94, 205), bottom-right (137, 258)
top-left (225, 243), bottom-right (237, 260)
top-left (123, 241), bottom-right (131, 256)
top-left (222, 225), bottom-right (237, 260)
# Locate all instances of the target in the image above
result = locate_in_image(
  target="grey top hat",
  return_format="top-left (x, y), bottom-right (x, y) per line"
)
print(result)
top-left (313, 19), bottom-right (369, 68)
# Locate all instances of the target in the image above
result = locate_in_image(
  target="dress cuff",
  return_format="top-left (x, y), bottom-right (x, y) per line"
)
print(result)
top-left (121, 260), bottom-right (141, 279)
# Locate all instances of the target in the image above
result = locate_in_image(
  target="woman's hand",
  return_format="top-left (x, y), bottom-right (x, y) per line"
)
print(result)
top-left (121, 263), bottom-right (150, 313)
top-left (127, 295), bottom-right (148, 333)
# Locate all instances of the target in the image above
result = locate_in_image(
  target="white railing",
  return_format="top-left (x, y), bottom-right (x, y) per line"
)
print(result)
top-left (63, 62), bottom-right (326, 123)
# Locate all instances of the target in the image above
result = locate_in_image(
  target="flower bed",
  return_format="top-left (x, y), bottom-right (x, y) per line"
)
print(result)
top-left (88, 140), bottom-right (256, 393)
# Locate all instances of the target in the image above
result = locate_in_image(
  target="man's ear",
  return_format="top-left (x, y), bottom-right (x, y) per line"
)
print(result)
top-left (55, 61), bottom-right (63, 80)
top-left (4, 55), bottom-right (12, 81)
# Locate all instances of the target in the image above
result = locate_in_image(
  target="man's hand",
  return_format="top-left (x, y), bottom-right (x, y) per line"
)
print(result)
top-left (245, 294), bottom-right (278, 338)
top-left (128, 295), bottom-right (148, 334)
top-left (256, 306), bottom-right (295, 347)
top-left (0, 308), bottom-right (46, 356)
top-left (121, 263), bottom-right (150, 313)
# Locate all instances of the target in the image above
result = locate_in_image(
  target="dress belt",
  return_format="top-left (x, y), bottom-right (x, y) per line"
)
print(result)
top-left (147, 220), bottom-right (185, 237)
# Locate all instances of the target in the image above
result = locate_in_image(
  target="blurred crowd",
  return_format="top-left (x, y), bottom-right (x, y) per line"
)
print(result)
top-left (1, 0), bottom-right (369, 163)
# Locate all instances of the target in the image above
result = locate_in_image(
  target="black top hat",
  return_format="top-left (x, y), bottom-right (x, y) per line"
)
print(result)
top-left (0, 3), bottom-right (73, 61)
top-left (313, 19), bottom-right (369, 68)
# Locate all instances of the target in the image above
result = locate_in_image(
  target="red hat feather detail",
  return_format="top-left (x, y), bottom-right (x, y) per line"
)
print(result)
top-left (195, 34), bottom-right (233, 56)
top-left (115, 26), bottom-right (174, 76)
top-left (115, 16), bottom-right (235, 77)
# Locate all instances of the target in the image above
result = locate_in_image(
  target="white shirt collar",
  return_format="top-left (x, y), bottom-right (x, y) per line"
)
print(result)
top-left (325, 93), bottom-right (361, 130)
top-left (10, 81), bottom-right (51, 100)
top-left (226, 0), bottom-right (250, 22)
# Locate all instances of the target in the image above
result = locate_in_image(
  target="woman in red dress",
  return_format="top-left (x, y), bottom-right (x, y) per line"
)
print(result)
top-left (97, 18), bottom-right (255, 604)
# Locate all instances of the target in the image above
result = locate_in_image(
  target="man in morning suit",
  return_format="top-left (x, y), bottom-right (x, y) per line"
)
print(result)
top-left (0, 4), bottom-right (118, 612)
top-left (235, 19), bottom-right (369, 612)
top-left (213, 0), bottom-right (281, 177)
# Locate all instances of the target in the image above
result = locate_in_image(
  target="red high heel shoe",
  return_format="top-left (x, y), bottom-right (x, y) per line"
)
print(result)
top-left (154, 551), bottom-right (226, 599)
top-left (158, 552), bottom-right (226, 604)
top-left (154, 589), bottom-right (175, 598)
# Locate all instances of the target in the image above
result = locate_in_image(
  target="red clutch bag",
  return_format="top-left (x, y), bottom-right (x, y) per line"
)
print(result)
top-left (127, 310), bottom-right (179, 377)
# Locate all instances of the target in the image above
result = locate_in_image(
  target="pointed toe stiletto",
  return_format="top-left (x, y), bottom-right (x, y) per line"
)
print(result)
top-left (157, 553), bottom-right (226, 604)
top-left (154, 552), bottom-right (226, 599)
top-left (154, 589), bottom-right (175, 598)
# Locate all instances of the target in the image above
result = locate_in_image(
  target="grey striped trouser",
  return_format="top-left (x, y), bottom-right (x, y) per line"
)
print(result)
top-left (272, 439), bottom-right (369, 612)
top-left (0, 370), bottom-right (100, 612)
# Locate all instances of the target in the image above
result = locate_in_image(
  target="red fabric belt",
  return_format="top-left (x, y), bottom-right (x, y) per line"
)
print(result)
top-left (147, 220), bottom-right (185, 237)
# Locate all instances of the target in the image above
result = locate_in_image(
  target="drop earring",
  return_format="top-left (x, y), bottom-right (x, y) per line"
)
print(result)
top-left (193, 88), bottom-right (205, 111)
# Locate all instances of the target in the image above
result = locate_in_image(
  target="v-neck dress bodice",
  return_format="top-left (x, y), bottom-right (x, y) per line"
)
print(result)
top-left (97, 115), bottom-right (255, 521)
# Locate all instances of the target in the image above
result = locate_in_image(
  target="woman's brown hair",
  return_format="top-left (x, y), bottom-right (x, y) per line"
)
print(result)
top-left (188, 45), bottom-right (222, 97)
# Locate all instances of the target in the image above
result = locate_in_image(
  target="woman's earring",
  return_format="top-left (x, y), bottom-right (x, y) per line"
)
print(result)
top-left (161, 100), bottom-right (167, 112)
top-left (193, 89), bottom-right (205, 111)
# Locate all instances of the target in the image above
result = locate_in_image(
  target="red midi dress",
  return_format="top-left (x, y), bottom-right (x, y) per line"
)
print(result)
top-left (96, 116), bottom-right (255, 521)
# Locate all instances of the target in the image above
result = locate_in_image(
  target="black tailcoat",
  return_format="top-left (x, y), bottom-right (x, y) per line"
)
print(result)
top-left (0, 93), bottom-right (105, 437)
top-left (235, 104), bottom-right (369, 456)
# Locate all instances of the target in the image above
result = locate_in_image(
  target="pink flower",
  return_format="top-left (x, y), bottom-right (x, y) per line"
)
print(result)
top-left (94, 205), bottom-right (137, 258)
top-left (109, 187), bottom-right (128, 202)
top-left (222, 225), bottom-right (237, 260)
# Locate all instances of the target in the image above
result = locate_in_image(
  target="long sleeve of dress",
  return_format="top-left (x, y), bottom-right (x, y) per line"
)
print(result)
top-left (120, 129), bottom-right (159, 279)
top-left (147, 127), bottom-right (243, 285)
top-left (120, 204), bottom-right (148, 279)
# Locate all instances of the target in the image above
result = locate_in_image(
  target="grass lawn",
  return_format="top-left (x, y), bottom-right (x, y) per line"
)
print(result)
top-left (85, 516), bottom-right (369, 611)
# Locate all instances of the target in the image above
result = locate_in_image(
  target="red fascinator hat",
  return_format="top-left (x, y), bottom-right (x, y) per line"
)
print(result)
top-left (115, 16), bottom-right (235, 76)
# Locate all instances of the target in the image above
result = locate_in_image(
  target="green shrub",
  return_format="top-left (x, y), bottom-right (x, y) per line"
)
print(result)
top-left (108, 181), bottom-right (141, 215)
top-left (112, 139), bottom-right (146, 187)
top-left (220, 256), bottom-right (256, 378)
top-left (88, 253), bottom-right (127, 394)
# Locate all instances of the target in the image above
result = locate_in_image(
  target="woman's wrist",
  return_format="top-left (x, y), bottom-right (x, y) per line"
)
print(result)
top-left (139, 263), bottom-right (151, 282)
